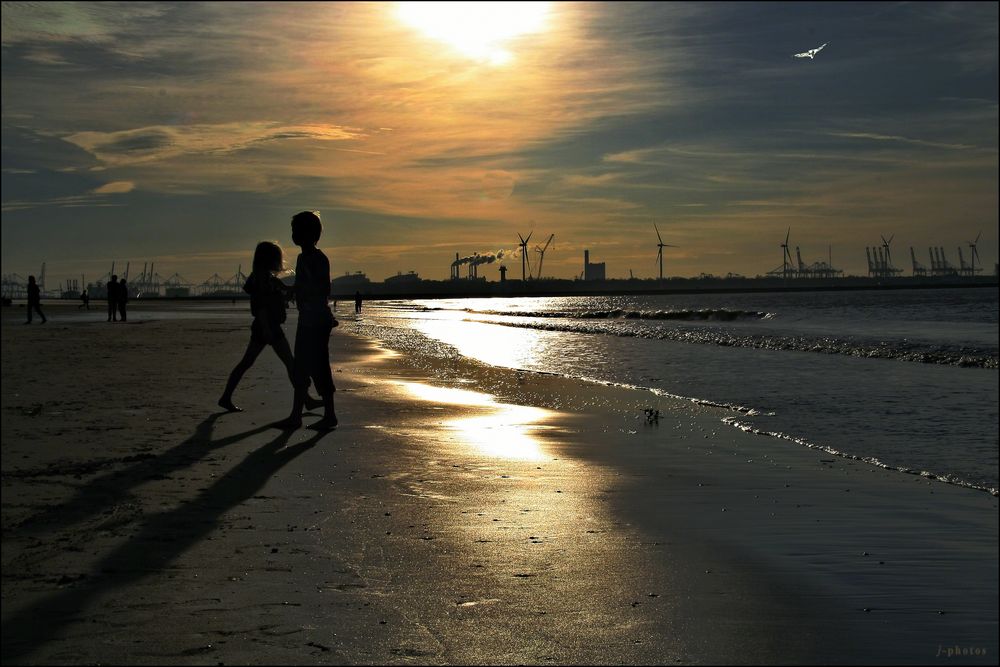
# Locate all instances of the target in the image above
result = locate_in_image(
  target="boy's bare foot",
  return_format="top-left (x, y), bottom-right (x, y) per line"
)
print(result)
top-left (304, 396), bottom-right (324, 410)
top-left (218, 398), bottom-right (242, 413)
top-left (272, 416), bottom-right (302, 430)
top-left (311, 416), bottom-right (338, 431)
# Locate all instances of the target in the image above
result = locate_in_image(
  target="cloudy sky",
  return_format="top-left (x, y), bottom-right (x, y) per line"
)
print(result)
top-left (2, 1), bottom-right (997, 286)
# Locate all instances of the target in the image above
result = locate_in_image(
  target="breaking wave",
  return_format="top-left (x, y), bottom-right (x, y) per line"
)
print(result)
top-left (469, 308), bottom-right (773, 321)
top-left (468, 317), bottom-right (998, 369)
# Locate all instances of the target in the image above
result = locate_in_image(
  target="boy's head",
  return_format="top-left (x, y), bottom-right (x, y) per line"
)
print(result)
top-left (291, 210), bottom-right (322, 248)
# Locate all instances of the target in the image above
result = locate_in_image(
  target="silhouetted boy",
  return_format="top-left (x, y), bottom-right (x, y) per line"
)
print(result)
top-left (107, 275), bottom-right (119, 322)
top-left (25, 275), bottom-right (46, 324)
top-left (118, 280), bottom-right (128, 322)
top-left (276, 211), bottom-right (337, 430)
top-left (354, 290), bottom-right (362, 314)
top-left (79, 289), bottom-right (90, 310)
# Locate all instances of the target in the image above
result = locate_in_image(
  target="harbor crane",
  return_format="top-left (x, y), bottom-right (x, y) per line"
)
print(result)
top-left (534, 234), bottom-right (554, 280)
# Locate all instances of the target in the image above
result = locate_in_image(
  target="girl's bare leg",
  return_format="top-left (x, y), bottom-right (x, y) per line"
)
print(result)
top-left (219, 339), bottom-right (265, 412)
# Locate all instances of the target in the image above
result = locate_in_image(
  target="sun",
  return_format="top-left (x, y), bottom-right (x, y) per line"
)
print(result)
top-left (396, 1), bottom-right (551, 65)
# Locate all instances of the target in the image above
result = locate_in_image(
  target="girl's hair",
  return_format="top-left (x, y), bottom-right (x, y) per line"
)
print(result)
top-left (252, 241), bottom-right (283, 274)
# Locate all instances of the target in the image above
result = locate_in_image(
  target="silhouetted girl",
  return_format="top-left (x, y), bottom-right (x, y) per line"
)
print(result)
top-left (218, 241), bottom-right (321, 412)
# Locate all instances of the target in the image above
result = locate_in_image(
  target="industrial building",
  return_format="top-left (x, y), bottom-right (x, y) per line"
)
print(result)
top-left (583, 250), bottom-right (605, 281)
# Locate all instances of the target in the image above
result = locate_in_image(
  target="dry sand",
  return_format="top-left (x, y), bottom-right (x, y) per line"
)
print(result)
top-left (1, 302), bottom-right (997, 665)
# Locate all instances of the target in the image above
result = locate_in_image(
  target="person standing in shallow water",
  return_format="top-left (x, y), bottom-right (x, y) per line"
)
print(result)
top-left (218, 241), bottom-right (324, 413)
top-left (25, 275), bottom-right (46, 324)
top-left (107, 275), bottom-right (119, 322)
top-left (79, 289), bottom-right (89, 310)
top-left (275, 211), bottom-right (338, 430)
top-left (354, 291), bottom-right (362, 314)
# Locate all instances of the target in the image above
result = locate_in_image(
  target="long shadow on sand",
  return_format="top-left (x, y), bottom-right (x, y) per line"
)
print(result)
top-left (12, 413), bottom-right (274, 535)
top-left (1, 426), bottom-right (324, 663)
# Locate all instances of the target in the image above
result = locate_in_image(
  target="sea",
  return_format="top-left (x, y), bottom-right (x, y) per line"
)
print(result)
top-left (348, 287), bottom-right (999, 496)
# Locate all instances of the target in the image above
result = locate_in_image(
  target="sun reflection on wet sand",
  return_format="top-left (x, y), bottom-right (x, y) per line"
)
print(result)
top-left (411, 314), bottom-right (550, 369)
top-left (393, 381), bottom-right (552, 460)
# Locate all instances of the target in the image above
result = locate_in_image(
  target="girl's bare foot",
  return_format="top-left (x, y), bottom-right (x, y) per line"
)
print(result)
top-left (218, 398), bottom-right (242, 413)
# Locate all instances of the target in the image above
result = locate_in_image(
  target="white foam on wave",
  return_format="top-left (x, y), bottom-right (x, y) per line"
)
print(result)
top-left (720, 417), bottom-right (999, 497)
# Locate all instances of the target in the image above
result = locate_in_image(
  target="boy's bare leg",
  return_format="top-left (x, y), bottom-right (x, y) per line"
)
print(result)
top-left (273, 337), bottom-right (323, 410)
top-left (273, 386), bottom-right (306, 429)
top-left (311, 392), bottom-right (337, 430)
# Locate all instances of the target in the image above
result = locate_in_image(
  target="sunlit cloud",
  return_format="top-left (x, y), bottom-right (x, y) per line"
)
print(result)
top-left (65, 123), bottom-right (363, 167)
top-left (826, 132), bottom-right (978, 151)
top-left (92, 180), bottom-right (135, 194)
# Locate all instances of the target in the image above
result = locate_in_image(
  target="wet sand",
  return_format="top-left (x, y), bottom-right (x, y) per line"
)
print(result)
top-left (2, 303), bottom-right (997, 665)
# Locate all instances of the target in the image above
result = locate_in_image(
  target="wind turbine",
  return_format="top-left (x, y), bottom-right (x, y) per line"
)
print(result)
top-left (517, 231), bottom-right (533, 281)
top-left (968, 230), bottom-right (982, 276)
top-left (780, 228), bottom-right (792, 280)
top-left (654, 223), bottom-right (678, 280)
top-left (534, 234), bottom-right (554, 280)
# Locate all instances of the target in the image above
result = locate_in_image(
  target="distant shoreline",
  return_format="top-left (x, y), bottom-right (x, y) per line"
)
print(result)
top-left (7, 275), bottom-right (995, 303)
top-left (329, 276), bottom-right (998, 301)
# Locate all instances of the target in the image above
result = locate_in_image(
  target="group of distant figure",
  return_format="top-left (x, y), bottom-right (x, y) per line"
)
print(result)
top-left (23, 275), bottom-right (127, 324)
top-left (105, 275), bottom-right (129, 322)
top-left (25, 271), bottom-right (361, 325)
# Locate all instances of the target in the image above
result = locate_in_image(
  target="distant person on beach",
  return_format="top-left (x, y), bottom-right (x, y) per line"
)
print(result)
top-left (25, 275), bottom-right (46, 324)
top-left (118, 280), bottom-right (129, 322)
top-left (79, 289), bottom-right (89, 310)
top-left (354, 291), bottom-right (362, 314)
top-left (275, 211), bottom-right (338, 430)
top-left (219, 241), bottom-right (324, 413)
top-left (107, 275), bottom-right (119, 322)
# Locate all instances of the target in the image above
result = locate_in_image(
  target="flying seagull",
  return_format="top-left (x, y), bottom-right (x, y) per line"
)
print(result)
top-left (793, 43), bottom-right (827, 59)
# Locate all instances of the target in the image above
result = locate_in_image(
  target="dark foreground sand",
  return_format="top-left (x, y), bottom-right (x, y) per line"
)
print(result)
top-left (2, 303), bottom-right (997, 665)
